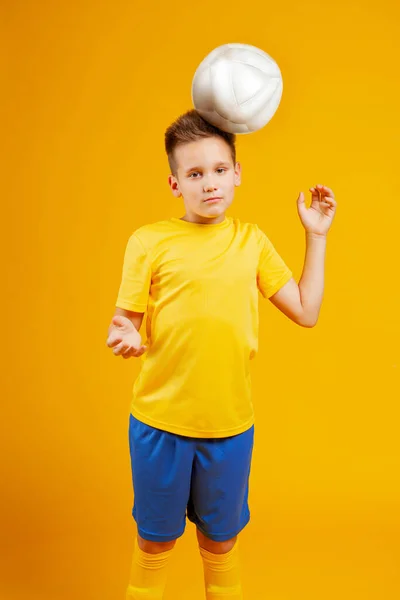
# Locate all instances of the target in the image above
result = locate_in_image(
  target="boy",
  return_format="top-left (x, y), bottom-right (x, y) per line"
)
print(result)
top-left (106, 109), bottom-right (337, 599)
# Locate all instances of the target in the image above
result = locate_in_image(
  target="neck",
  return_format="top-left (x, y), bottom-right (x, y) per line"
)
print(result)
top-left (181, 213), bottom-right (226, 225)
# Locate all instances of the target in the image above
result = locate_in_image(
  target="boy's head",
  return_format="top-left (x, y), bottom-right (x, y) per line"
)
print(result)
top-left (165, 109), bottom-right (241, 224)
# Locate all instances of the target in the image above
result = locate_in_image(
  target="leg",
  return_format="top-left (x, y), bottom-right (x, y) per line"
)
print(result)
top-left (126, 534), bottom-right (177, 600)
top-left (188, 426), bottom-right (255, 599)
top-left (196, 529), bottom-right (237, 554)
top-left (126, 414), bottom-right (195, 599)
top-left (197, 529), bottom-right (243, 600)
top-left (137, 533), bottom-right (177, 554)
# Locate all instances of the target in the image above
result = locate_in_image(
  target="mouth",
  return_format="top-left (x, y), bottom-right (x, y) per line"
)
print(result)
top-left (204, 197), bottom-right (222, 204)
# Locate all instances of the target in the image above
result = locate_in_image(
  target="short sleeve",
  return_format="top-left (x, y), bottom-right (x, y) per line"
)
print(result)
top-left (115, 234), bottom-right (152, 312)
top-left (256, 226), bottom-right (293, 298)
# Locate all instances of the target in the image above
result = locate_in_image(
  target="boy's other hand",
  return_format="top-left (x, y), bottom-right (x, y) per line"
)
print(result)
top-left (297, 184), bottom-right (337, 236)
top-left (106, 315), bottom-right (147, 359)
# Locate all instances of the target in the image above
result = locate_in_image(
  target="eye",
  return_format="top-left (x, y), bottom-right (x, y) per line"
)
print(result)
top-left (188, 168), bottom-right (227, 179)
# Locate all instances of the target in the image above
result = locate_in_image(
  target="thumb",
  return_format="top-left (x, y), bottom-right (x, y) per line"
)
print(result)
top-left (296, 191), bottom-right (306, 214)
top-left (297, 191), bottom-right (305, 206)
top-left (112, 315), bottom-right (125, 327)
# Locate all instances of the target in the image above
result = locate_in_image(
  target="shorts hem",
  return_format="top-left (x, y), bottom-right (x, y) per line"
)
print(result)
top-left (188, 511), bottom-right (251, 542)
top-left (133, 514), bottom-right (186, 543)
top-left (136, 526), bottom-right (186, 543)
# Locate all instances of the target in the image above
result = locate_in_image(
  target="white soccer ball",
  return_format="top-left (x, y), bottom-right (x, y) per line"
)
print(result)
top-left (191, 43), bottom-right (283, 134)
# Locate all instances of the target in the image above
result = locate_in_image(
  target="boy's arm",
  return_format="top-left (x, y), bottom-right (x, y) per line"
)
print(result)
top-left (269, 233), bottom-right (327, 328)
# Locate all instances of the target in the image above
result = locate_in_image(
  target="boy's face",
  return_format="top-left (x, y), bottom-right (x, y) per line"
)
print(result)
top-left (168, 136), bottom-right (241, 224)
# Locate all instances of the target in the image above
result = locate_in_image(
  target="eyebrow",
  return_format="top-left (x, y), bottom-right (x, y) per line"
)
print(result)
top-left (184, 161), bottom-right (231, 174)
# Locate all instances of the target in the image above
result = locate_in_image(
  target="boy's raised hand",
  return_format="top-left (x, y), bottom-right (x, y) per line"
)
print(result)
top-left (297, 184), bottom-right (337, 236)
top-left (106, 315), bottom-right (147, 359)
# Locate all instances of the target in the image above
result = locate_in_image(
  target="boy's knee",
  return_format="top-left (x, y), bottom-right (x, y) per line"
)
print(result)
top-left (196, 529), bottom-right (237, 554)
top-left (137, 534), bottom-right (177, 554)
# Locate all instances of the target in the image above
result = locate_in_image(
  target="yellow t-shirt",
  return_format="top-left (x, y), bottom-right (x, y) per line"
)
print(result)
top-left (116, 215), bottom-right (292, 438)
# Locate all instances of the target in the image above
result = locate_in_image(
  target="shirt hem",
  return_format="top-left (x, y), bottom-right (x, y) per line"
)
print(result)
top-left (265, 270), bottom-right (293, 298)
top-left (130, 407), bottom-right (255, 438)
top-left (115, 300), bottom-right (147, 312)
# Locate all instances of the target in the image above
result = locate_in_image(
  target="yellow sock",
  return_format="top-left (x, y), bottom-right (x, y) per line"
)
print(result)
top-left (126, 537), bottom-right (173, 600)
top-left (199, 541), bottom-right (243, 599)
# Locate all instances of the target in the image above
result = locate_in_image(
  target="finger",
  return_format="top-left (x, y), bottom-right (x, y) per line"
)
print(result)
top-left (121, 345), bottom-right (143, 358)
top-left (315, 184), bottom-right (335, 201)
top-left (133, 345), bottom-right (147, 357)
top-left (320, 201), bottom-right (336, 210)
top-left (122, 345), bottom-right (133, 356)
top-left (112, 316), bottom-right (125, 327)
top-left (123, 345), bottom-right (145, 358)
top-left (107, 336), bottom-right (123, 348)
top-left (309, 187), bottom-right (321, 202)
top-left (132, 347), bottom-right (144, 357)
top-left (113, 341), bottom-right (128, 355)
top-left (319, 185), bottom-right (335, 199)
top-left (321, 197), bottom-right (336, 206)
top-left (297, 191), bottom-right (305, 203)
top-left (314, 184), bottom-right (327, 199)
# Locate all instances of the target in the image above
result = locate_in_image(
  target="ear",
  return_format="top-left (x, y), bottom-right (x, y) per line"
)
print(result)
top-left (168, 174), bottom-right (182, 198)
top-left (234, 162), bottom-right (242, 187)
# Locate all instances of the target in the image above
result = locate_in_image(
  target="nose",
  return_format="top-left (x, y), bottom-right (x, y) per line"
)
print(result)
top-left (204, 181), bottom-right (218, 193)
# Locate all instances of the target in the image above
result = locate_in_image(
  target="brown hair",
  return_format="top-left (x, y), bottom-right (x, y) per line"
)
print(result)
top-left (165, 109), bottom-right (236, 177)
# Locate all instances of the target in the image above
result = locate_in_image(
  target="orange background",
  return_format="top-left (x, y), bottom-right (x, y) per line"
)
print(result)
top-left (2, 0), bottom-right (399, 598)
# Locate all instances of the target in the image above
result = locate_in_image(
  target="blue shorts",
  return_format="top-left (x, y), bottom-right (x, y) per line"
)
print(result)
top-left (128, 414), bottom-right (255, 543)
